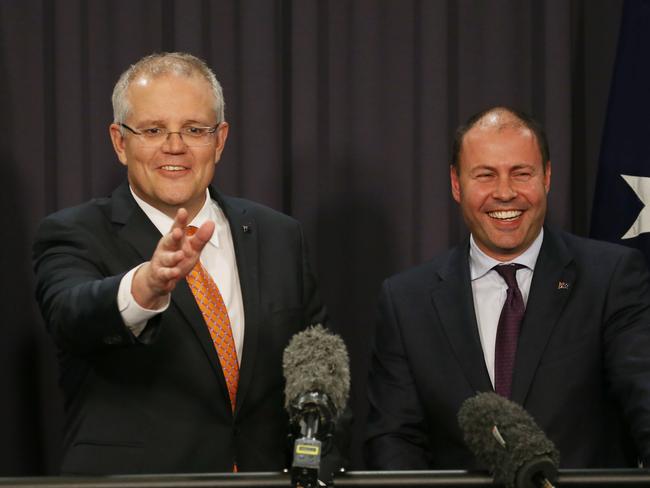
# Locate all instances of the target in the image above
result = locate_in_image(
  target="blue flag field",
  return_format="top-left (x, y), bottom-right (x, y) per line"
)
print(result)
top-left (591, 0), bottom-right (650, 265)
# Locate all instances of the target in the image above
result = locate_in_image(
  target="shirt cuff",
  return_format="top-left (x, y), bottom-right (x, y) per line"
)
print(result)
top-left (117, 263), bottom-right (170, 337)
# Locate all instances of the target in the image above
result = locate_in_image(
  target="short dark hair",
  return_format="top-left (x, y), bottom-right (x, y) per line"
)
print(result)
top-left (450, 106), bottom-right (550, 170)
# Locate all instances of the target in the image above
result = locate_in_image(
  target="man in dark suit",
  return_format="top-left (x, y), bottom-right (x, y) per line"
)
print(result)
top-left (366, 106), bottom-right (650, 469)
top-left (33, 52), bottom-right (338, 475)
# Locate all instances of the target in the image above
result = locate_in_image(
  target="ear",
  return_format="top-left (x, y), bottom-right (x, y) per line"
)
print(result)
top-left (109, 123), bottom-right (128, 166)
top-left (543, 161), bottom-right (551, 194)
top-left (450, 165), bottom-right (462, 203)
top-left (213, 122), bottom-right (230, 164)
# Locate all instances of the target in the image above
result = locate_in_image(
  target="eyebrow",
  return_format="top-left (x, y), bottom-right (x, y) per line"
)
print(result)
top-left (131, 119), bottom-right (166, 126)
top-left (132, 118), bottom-right (214, 126)
top-left (509, 163), bottom-right (538, 170)
top-left (467, 162), bottom-right (539, 172)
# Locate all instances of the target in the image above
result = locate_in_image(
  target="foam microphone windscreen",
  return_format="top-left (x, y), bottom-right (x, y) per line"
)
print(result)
top-left (282, 324), bottom-right (350, 418)
top-left (458, 392), bottom-right (559, 488)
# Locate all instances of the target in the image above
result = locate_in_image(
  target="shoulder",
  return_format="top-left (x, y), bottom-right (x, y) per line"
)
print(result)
top-left (550, 228), bottom-right (645, 266)
top-left (36, 196), bottom-right (113, 235)
top-left (32, 195), bottom-right (120, 267)
top-left (224, 195), bottom-right (297, 220)
top-left (541, 228), bottom-right (650, 293)
top-left (218, 193), bottom-right (303, 232)
top-left (384, 245), bottom-right (464, 292)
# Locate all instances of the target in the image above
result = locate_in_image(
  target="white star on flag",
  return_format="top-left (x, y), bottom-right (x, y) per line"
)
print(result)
top-left (621, 174), bottom-right (650, 239)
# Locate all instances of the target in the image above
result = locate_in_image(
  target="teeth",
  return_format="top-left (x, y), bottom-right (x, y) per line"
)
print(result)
top-left (161, 165), bottom-right (186, 171)
top-left (489, 210), bottom-right (522, 220)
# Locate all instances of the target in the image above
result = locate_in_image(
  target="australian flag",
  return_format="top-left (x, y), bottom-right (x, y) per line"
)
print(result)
top-left (590, 0), bottom-right (650, 266)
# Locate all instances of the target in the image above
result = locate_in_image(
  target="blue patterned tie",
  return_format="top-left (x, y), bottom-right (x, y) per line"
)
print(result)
top-left (494, 264), bottom-right (525, 398)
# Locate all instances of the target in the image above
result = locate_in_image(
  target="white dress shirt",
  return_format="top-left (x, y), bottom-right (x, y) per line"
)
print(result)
top-left (116, 188), bottom-right (245, 363)
top-left (469, 229), bottom-right (544, 387)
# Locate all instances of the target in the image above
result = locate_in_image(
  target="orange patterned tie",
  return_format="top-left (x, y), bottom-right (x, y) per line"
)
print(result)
top-left (185, 226), bottom-right (239, 411)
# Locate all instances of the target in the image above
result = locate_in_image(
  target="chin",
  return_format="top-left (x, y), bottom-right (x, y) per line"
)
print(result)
top-left (158, 191), bottom-right (193, 206)
top-left (487, 236), bottom-right (526, 256)
top-left (495, 242), bottom-right (525, 254)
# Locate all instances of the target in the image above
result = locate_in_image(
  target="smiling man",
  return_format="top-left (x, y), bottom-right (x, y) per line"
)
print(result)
top-left (33, 53), bottom-right (343, 475)
top-left (366, 107), bottom-right (650, 469)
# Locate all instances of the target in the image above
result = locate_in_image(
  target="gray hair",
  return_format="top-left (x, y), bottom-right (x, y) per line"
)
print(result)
top-left (111, 52), bottom-right (225, 125)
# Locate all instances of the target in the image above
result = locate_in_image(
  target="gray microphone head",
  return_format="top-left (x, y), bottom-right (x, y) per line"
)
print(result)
top-left (457, 392), bottom-right (559, 488)
top-left (283, 324), bottom-right (350, 419)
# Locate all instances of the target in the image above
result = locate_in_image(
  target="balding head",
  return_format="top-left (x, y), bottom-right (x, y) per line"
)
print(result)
top-left (451, 107), bottom-right (549, 172)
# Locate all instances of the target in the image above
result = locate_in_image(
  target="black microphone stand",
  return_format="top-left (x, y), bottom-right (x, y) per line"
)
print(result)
top-left (289, 392), bottom-right (335, 488)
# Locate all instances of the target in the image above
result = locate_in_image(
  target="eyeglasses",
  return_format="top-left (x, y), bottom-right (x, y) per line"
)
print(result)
top-left (120, 123), bottom-right (220, 147)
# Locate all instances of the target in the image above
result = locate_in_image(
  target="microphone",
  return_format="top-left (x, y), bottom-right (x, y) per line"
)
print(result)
top-left (457, 392), bottom-right (559, 488)
top-left (283, 324), bottom-right (350, 488)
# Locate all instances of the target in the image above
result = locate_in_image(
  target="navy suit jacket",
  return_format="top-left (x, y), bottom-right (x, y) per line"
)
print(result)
top-left (33, 182), bottom-right (331, 474)
top-left (366, 228), bottom-right (650, 469)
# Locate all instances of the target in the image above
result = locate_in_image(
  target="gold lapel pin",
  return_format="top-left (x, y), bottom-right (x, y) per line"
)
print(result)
top-left (557, 281), bottom-right (569, 290)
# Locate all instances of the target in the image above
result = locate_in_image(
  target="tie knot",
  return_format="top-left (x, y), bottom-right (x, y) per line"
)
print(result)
top-left (494, 263), bottom-right (524, 288)
top-left (185, 225), bottom-right (198, 236)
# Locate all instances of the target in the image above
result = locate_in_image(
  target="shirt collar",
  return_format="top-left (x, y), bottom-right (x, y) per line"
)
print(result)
top-left (469, 228), bottom-right (544, 281)
top-left (129, 187), bottom-right (221, 248)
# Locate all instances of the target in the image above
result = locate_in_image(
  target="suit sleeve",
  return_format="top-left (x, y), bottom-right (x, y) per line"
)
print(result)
top-left (602, 248), bottom-right (650, 465)
top-left (365, 279), bottom-right (431, 469)
top-left (33, 215), bottom-right (149, 356)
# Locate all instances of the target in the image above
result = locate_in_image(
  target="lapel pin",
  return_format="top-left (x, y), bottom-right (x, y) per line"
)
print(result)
top-left (557, 281), bottom-right (569, 290)
top-left (242, 224), bottom-right (251, 234)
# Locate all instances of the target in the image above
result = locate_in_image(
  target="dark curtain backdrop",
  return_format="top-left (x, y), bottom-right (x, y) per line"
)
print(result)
top-left (0, 0), bottom-right (623, 475)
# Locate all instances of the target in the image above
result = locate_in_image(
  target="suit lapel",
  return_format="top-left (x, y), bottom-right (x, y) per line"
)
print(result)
top-left (112, 183), bottom-right (232, 404)
top-left (172, 279), bottom-right (233, 400)
top-left (112, 182), bottom-right (159, 261)
top-left (511, 228), bottom-right (575, 404)
top-left (213, 190), bottom-right (260, 416)
top-left (431, 241), bottom-right (494, 393)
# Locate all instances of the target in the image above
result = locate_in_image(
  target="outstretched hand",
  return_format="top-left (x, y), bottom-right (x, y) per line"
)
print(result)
top-left (132, 208), bottom-right (215, 309)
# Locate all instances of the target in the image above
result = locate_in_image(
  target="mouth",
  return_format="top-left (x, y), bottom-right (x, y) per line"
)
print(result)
top-left (159, 164), bottom-right (189, 172)
top-left (487, 210), bottom-right (523, 221)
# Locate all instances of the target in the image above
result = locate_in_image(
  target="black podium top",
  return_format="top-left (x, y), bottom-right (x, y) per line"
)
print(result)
top-left (1, 469), bottom-right (650, 488)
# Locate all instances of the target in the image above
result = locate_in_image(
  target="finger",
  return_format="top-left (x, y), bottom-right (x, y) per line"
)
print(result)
top-left (152, 265), bottom-right (183, 292)
top-left (158, 226), bottom-right (184, 252)
top-left (156, 249), bottom-right (185, 268)
top-left (170, 208), bottom-right (189, 232)
top-left (188, 220), bottom-right (215, 253)
top-left (140, 261), bottom-right (176, 295)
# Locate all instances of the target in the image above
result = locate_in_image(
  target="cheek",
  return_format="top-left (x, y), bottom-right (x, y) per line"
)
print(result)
top-left (198, 160), bottom-right (216, 181)
top-left (126, 149), bottom-right (153, 169)
top-left (465, 188), bottom-right (490, 212)
top-left (526, 185), bottom-right (549, 207)
top-left (462, 198), bottom-right (487, 224)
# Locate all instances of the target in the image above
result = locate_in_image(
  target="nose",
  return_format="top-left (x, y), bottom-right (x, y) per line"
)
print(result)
top-left (161, 131), bottom-right (187, 153)
top-left (492, 175), bottom-right (517, 200)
